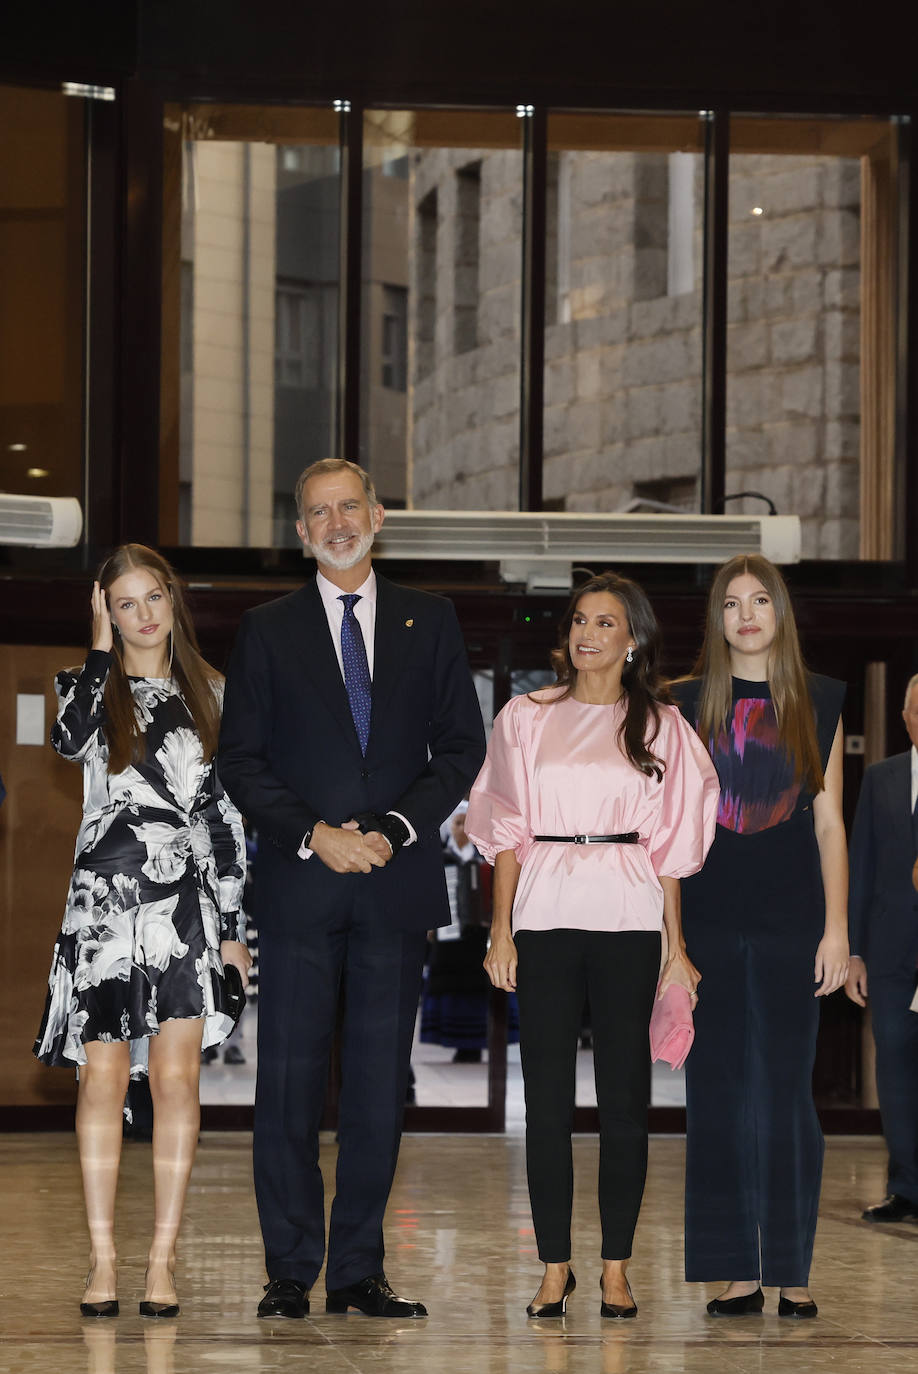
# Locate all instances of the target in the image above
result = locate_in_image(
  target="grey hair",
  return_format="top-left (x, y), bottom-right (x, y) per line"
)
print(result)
top-left (294, 459), bottom-right (378, 521)
top-left (904, 673), bottom-right (918, 710)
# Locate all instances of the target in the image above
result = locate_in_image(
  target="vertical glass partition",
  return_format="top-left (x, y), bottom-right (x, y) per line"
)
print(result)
top-left (360, 109), bottom-right (524, 510)
top-left (0, 84), bottom-right (86, 514)
top-left (726, 116), bottom-right (897, 558)
top-left (161, 104), bottom-right (340, 546)
top-left (543, 113), bottom-right (706, 517)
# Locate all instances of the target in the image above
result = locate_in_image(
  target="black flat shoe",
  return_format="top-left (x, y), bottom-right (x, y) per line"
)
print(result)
top-left (778, 1295), bottom-right (818, 1319)
top-left (600, 1276), bottom-right (637, 1319)
top-left (139, 1301), bottom-right (180, 1318)
top-left (326, 1273), bottom-right (426, 1318)
top-left (257, 1278), bottom-right (310, 1319)
top-left (862, 1194), bottom-right (918, 1223)
top-left (527, 1268), bottom-right (576, 1318)
top-left (706, 1288), bottom-right (764, 1316)
top-left (80, 1300), bottom-right (119, 1318)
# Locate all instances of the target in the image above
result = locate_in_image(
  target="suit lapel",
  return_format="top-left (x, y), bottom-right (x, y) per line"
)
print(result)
top-left (889, 751), bottom-right (914, 857)
top-left (287, 581), bottom-right (361, 751)
top-left (904, 752), bottom-right (915, 856)
top-left (369, 576), bottom-right (412, 748)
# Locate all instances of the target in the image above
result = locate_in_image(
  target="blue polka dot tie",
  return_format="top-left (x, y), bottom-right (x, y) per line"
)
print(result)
top-left (339, 593), bottom-right (372, 754)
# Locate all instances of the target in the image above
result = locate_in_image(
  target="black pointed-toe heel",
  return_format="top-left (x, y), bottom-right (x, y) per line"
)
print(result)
top-left (600, 1277), bottom-right (637, 1319)
top-left (526, 1268), bottom-right (576, 1318)
top-left (139, 1300), bottom-right (180, 1318)
top-left (81, 1264), bottom-right (118, 1318)
top-left (778, 1294), bottom-right (817, 1319)
top-left (706, 1287), bottom-right (764, 1317)
top-left (80, 1299), bottom-right (119, 1318)
top-left (141, 1263), bottom-right (179, 1318)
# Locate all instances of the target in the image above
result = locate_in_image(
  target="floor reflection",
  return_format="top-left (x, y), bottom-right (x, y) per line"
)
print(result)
top-left (1, 1133), bottom-right (909, 1374)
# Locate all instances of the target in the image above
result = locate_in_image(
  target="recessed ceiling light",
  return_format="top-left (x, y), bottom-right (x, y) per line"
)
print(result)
top-left (62, 81), bottom-right (115, 101)
top-left (751, 205), bottom-right (764, 216)
top-left (26, 467), bottom-right (50, 479)
top-left (8, 442), bottom-right (27, 451)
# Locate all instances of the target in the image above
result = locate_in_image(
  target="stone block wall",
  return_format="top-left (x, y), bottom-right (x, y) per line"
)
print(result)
top-left (410, 147), bottom-right (862, 557)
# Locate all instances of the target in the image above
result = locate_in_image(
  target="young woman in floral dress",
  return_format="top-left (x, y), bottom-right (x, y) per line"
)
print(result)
top-left (34, 544), bottom-right (250, 1318)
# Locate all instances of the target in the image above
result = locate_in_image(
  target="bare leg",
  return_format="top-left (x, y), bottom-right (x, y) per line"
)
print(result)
top-left (601, 1259), bottom-right (633, 1307)
top-left (531, 1261), bottom-right (572, 1307)
top-left (145, 1018), bottom-right (204, 1304)
top-left (715, 1281), bottom-right (761, 1299)
top-left (77, 1041), bottom-right (131, 1302)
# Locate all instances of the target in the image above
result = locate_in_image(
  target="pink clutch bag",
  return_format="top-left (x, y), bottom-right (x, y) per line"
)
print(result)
top-left (649, 982), bottom-right (695, 1070)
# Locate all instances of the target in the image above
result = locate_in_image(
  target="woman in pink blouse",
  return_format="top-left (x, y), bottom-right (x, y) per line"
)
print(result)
top-left (466, 572), bottom-right (718, 1321)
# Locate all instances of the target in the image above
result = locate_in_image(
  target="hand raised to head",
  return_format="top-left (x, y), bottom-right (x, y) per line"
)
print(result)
top-left (91, 581), bottom-right (114, 653)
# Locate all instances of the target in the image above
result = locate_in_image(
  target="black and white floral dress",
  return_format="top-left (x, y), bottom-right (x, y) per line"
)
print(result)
top-left (34, 649), bottom-right (246, 1076)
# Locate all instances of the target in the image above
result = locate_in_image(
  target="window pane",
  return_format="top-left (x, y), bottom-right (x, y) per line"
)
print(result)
top-left (162, 104), bottom-right (340, 546)
top-left (0, 84), bottom-right (85, 514)
top-left (727, 116), bottom-right (896, 558)
top-left (545, 113), bottom-right (706, 517)
top-left (360, 109), bottom-right (524, 509)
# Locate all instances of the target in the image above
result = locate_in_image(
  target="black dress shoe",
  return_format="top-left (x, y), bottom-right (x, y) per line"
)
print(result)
top-left (139, 1300), bottom-right (180, 1318)
top-left (600, 1276), bottom-right (637, 1319)
top-left (778, 1295), bottom-right (818, 1318)
top-left (527, 1268), bottom-right (576, 1318)
top-left (80, 1299), bottom-right (119, 1318)
top-left (257, 1278), bottom-right (310, 1319)
top-left (706, 1288), bottom-right (764, 1316)
top-left (862, 1194), bottom-right (918, 1223)
top-left (325, 1273), bottom-right (427, 1318)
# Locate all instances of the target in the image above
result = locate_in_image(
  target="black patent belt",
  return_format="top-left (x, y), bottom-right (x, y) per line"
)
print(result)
top-left (533, 832), bottom-right (641, 845)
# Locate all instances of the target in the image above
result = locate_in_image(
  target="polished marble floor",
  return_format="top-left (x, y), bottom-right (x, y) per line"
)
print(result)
top-left (1, 1132), bottom-right (915, 1373)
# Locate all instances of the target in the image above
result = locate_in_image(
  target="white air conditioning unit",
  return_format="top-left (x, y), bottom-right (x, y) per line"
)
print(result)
top-left (0, 494), bottom-right (84, 547)
top-left (373, 510), bottom-right (800, 590)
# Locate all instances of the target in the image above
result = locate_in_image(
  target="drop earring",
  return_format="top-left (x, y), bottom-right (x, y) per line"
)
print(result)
top-left (167, 631), bottom-right (174, 678)
top-left (626, 646), bottom-right (634, 664)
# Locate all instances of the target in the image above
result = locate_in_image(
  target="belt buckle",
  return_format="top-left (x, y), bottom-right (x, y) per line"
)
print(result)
top-left (573, 833), bottom-right (588, 844)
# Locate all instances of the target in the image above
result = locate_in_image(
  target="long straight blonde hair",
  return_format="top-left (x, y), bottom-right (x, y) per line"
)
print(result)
top-left (691, 554), bottom-right (824, 793)
top-left (96, 544), bottom-right (222, 775)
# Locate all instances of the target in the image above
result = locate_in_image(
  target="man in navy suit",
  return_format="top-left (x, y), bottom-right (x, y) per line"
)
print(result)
top-left (219, 459), bottom-right (486, 1317)
top-left (847, 673), bottom-right (918, 1222)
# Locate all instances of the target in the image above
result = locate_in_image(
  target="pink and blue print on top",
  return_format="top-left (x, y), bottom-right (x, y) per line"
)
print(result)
top-left (713, 697), bottom-right (802, 834)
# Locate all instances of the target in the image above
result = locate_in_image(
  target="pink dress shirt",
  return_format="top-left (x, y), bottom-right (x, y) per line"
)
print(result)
top-left (466, 690), bottom-right (719, 935)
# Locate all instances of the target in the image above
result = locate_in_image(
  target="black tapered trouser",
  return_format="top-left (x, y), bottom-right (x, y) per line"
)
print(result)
top-left (514, 928), bottom-right (661, 1262)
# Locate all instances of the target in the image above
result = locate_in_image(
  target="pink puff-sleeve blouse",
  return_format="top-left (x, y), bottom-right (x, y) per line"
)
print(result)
top-left (465, 690), bottom-right (719, 934)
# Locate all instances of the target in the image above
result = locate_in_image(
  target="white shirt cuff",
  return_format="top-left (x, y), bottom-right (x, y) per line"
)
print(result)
top-left (298, 823), bottom-right (323, 861)
top-left (388, 810), bottom-right (416, 846)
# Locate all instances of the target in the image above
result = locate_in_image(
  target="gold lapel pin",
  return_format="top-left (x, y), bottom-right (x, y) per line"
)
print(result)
top-left (405, 618), bottom-right (414, 627)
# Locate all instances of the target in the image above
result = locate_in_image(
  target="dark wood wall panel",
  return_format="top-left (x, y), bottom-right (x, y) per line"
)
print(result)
top-left (0, 645), bottom-right (84, 1108)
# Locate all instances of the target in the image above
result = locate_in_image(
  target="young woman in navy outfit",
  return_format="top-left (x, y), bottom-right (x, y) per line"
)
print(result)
top-left (672, 554), bottom-right (848, 1319)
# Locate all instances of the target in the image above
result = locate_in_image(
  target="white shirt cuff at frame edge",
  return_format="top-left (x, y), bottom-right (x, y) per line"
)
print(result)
top-left (298, 810), bottom-right (417, 860)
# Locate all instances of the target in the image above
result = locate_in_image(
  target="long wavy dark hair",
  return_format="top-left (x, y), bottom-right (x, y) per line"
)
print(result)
top-left (538, 571), bottom-right (671, 780)
top-left (96, 544), bottom-right (222, 775)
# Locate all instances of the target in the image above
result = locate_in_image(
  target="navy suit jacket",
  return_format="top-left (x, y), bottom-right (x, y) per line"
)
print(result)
top-left (848, 750), bottom-right (918, 976)
top-left (217, 574), bottom-right (486, 934)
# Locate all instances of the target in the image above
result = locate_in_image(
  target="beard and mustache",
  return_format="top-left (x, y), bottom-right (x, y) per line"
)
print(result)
top-left (305, 526), bottom-right (375, 571)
